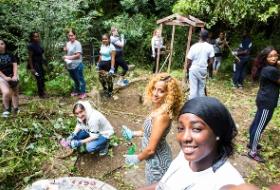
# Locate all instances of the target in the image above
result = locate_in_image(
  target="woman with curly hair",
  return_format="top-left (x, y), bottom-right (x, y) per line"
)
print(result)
top-left (122, 72), bottom-right (183, 185)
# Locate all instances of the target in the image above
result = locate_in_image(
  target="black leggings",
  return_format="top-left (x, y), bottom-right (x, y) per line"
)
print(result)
top-left (115, 51), bottom-right (128, 76)
top-left (33, 63), bottom-right (45, 96)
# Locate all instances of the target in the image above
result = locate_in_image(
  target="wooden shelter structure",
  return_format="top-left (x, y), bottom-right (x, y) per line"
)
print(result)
top-left (155, 14), bottom-right (205, 73)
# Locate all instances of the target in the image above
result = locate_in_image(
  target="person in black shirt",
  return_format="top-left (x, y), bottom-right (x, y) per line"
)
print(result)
top-left (248, 46), bottom-right (280, 162)
top-left (232, 32), bottom-right (252, 89)
top-left (28, 32), bottom-right (46, 98)
top-left (0, 39), bottom-right (19, 117)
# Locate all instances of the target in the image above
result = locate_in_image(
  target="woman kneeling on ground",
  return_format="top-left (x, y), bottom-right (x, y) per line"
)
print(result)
top-left (60, 100), bottom-right (114, 156)
top-left (122, 73), bottom-right (183, 185)
top-left (138, 97), bottom-right (244, 190)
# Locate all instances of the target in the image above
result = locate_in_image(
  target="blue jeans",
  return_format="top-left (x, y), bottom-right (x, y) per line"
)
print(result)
top-left (232, 57), bottom-right (249, 86)
top-left (73, 130), bottom-right (109, 153)
top-left (68, 63), bottom-right (86, 93)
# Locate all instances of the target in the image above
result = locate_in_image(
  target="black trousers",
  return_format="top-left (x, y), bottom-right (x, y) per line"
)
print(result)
top-left (33, 63), bottom-right (45, 96)
top-left (115, 51), bottom-right (128, 76)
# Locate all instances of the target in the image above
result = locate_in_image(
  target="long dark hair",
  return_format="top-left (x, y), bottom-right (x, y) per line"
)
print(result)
top-left (0, 39), bottom-right (7, 53)
top-left (29, 32), bottom-right (39, 42)
top-left (252, 46), bottom-right (277, 80)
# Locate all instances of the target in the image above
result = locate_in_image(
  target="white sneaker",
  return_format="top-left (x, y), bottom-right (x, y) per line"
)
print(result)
top-left (2, 111), bottom-right (10, 118)
top-left (117, 79), bottom-right (129, 87)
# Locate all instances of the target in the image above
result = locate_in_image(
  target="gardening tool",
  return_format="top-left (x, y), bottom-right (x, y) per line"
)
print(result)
top-left (224, 33), bottom-right (240, 62)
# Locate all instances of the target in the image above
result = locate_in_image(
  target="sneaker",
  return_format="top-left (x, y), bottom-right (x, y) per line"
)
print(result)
top-left (2, 111), bottom-right (10, 118)
top-left (78, 93), bottom-right (87, 99)
top-left (13, 108), bottom-right (20, 115)
top-left (106, 92), bottom-right (112, 98)
top-left (247, 143), bottom-right (262, 150)
top-left (59, 139), bottom-right (70, 148)
top-left (247, 151), bottom-right (265, 163)
top-left (117, 79), bottom-right (125, 86)
top-left (99, 143), bottom-right (109, 156)
top-left (71, 92), bottom-right (79, 97)
top-left (123, 79), bottom-right (129, 86)
top-left (237, 84), bottom-right (243, 89)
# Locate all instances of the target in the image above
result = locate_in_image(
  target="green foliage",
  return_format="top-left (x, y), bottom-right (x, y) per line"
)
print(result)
top-left (18, 61), bottom-right (73, 96)
top-left (0, 111), bottom-right (75, 189)
top-left (103, 13), bottom-right (156, 65)
top-left (172, 0), bottom-right (280, 27)
top-left (0, 0), bottom-right (93, 61)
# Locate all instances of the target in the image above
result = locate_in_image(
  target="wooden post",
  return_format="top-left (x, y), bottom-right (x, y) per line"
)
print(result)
top-left (182, 26), bottom-right (193, 83)
top-left (167, 25), bottom-right (176, 73)
top-left (156, 24), bottom-right (163, 73)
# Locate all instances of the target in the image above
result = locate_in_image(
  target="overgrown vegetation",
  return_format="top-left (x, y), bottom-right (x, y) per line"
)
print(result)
top-left (0, 0), bottom-right (280, 189)
top-left (0, 101), bottom-right (76, 189)
top-left (0, 68), bottom-right (279, 189)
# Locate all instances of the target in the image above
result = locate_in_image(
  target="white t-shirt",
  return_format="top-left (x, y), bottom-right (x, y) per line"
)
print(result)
top-left (156, 151), bottom-right (244, 190)
top-left (187, 41), bottom-right (214, 70)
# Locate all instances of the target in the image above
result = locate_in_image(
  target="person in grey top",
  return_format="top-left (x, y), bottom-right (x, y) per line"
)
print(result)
top-left (110, 27), bottom-right (128, 76)
top-left (63, 29), bottom-right (86, 99)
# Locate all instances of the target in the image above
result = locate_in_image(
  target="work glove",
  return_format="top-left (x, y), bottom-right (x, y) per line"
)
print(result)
top-left (67, 132), bottom-right (77, 141)
top-left (122, 125), bottom-right (134, 141)
top-left (124, 154), bottom-right (140, 165)
top-left (70, 140), bottom-right (82, 149)
top-left (232, 51), bottom-right (238, 56)
top-left (95, 63), bottom-right (100, 70)
top-left (109, 67), bottom-right (115, 75)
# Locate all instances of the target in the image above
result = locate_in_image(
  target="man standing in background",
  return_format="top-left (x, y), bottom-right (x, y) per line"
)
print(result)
top-left (186, 29), bottom-right (215, 99)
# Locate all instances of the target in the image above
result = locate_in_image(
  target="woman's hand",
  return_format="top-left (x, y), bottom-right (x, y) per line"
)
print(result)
top-left (70, 140), bottom-right (82, 149)
top-left (122, 125), bottom-right (134, 141)
top-left (124, 154), bottom-right (140, 165)
top-left (11, 75), bottom-right (18, 81)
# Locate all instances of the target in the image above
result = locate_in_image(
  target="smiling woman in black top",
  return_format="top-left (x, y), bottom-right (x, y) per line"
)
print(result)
top-left (248, 46), bottom-right (280, 163)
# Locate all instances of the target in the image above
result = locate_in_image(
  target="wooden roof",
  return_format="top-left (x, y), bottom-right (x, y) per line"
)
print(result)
top-left (156, 14), bottom-right (205, 28)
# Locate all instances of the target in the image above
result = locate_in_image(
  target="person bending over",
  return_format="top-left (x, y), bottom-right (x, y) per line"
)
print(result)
top-left (60, 101), bottom-right (114, 156)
